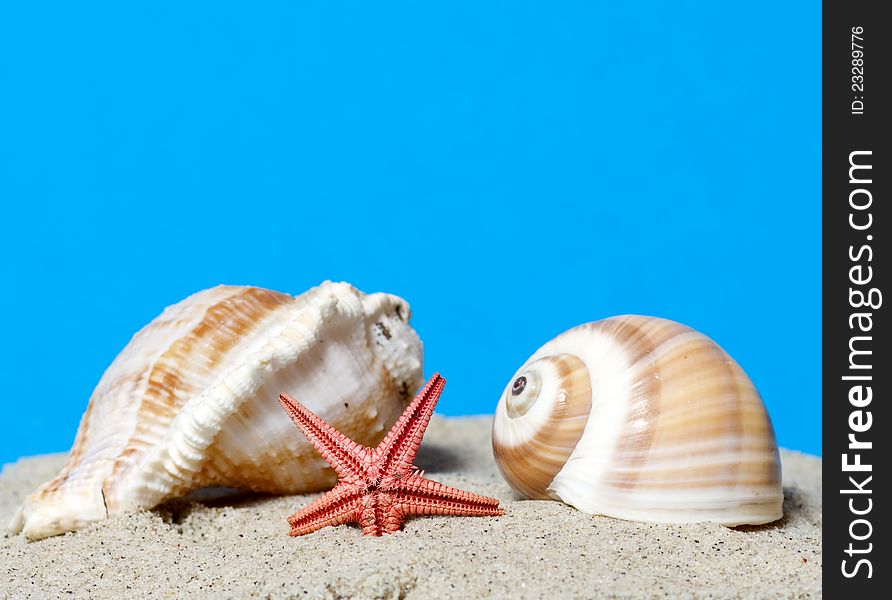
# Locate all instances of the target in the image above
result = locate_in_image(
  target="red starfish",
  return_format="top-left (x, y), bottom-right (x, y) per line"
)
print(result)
top-left (278, 373), bottom-right (503, 536)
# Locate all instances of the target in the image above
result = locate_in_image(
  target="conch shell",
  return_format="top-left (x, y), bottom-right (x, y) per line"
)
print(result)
top-left (492, 316), bottom-right (782, 526)
top-left (10, 282), bottom-right (423, 540)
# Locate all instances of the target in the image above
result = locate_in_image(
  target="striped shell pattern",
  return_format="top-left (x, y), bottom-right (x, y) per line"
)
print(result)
top-left (492, 316), bottom-right (782, 526)
top-left (10, 282), bottom-right (423, 540)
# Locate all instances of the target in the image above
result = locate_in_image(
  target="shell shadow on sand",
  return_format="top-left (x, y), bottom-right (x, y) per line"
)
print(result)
top-left (415, 442), bottom-right (472, 473)
top-left (152, 440), bottom-right (476, 527)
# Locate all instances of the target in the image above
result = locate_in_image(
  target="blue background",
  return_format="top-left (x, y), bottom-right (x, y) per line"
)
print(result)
top-left (0, 2), bottom-right (821, 463)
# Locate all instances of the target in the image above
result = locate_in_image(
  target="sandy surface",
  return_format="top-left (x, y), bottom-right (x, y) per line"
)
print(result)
top-left (1, 416), bottom-right (821, 599)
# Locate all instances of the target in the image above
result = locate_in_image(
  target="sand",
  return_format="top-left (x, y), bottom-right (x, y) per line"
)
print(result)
top-left (0, 416), bottom-right (821, 599)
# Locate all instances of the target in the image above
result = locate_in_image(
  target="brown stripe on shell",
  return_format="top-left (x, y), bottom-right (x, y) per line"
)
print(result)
top-left (40, 361), bottom-right (155, 499)
top-left (718, 343), bottom-right (745, 489)
top-left (601, 322), bottom-right (727, 488)
top-left (40, 390), bottom-right (100, 496)
top-left (591, 316), bottom-right (671, 489)
top-left (606, 461), bottom-right (778, 490)
top-left (733, 360), bottom-right (781, 488)
top-left (106, 287), bottom-right (294, 489)
top-left (628, 333), bottom-right (744, 490)
top-left (601, 318), bottom-right (779, 493)
top-left (493, 354), bottom-right (591, 499)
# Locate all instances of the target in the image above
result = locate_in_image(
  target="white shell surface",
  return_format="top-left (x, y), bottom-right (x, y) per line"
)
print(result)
top-left (9, 282), bottom-right (423, 540)
top-left (492, 316), bottom-right (782, 526)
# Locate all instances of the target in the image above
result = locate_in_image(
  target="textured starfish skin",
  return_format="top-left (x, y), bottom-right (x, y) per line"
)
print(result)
top-left (278, 374), bottom-right (504, 536)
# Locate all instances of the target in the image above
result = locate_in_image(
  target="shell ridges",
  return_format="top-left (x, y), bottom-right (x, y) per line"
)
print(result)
top-left (9, 281), bottom-right (424, 540)
top-left (492, 315), bottom-right (782, 526)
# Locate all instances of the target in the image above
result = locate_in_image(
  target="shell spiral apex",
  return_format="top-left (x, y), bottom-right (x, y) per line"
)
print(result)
top-left (9, 281), bottom-right (424, 540)
top-left (492, 315), bottom-right (782, 526)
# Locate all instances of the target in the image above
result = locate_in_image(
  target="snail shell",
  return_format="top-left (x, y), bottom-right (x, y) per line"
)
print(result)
top-left (492, 316), bottom-right (782, 526)
top-left (9, 281), bottom-right (423, 540)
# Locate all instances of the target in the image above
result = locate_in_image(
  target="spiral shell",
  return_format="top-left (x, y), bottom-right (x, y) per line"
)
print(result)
top-left (9, 281), bottom-right (423, 540)
top-left (492, 316), bottom-right (782, 526)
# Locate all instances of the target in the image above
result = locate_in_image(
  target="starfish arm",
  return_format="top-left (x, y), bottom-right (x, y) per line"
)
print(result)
top-left (278, 372), bottom-right (506, 538)
top-left (279, 393), bottom-right (368, 482)
top-left (287, 482), bottom-right (364, 536)
top-left (358, 492), bottom-right (407, 536)
top-left (393, 473), bottom-right (504, 519)
top-left (373, 374), bottom-right (446, 478)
